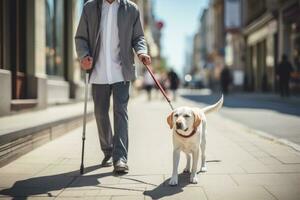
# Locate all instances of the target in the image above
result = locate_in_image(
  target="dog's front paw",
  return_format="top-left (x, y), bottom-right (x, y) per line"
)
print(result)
top-left (183, 168), bottom-right (190, 173)
top-left (169, 176), bottom-right (178, 186)
top-left (190, 174), bottom-right (198, 184)
top-left (200, 166), bottom-right (207, 172)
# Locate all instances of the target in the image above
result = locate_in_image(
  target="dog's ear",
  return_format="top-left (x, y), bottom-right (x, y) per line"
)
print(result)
top-left (192, 110), bottom-right (201, 129)
top-left (167, 112), bottom-right (174, 129)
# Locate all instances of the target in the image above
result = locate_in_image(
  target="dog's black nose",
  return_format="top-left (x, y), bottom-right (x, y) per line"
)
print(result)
top-left (176, 122), bottom-right (182, 129)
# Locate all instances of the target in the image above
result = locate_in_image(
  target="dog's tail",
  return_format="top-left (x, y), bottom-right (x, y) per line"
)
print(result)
top-left (203, 95), bottom-right (223, 115)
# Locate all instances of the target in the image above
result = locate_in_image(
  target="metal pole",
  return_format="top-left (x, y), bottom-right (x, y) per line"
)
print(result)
top-left (80, 73), bottom-right (89, 174)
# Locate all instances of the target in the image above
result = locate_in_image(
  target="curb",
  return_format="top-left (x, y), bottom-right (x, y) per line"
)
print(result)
top-left (245, 127), bottom-right (300, 152)
top-left (0, 111), bottom-right (94, 167)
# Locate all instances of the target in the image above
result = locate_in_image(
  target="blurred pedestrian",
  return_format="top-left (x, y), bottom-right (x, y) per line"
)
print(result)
top-left (220, 66), bottom-right (232, 95)
top-left (75, 0), bottom-right (151, 173)
top-left (167, 69), bottom-right (180, 101)
top-left (276, 54), bottom-right (293, 97)
top-left (143, 70), bottom-right (155, 101)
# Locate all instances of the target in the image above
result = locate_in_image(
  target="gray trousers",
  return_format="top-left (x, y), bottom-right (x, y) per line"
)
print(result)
top-left (92, 82), bottom-right (130, 163)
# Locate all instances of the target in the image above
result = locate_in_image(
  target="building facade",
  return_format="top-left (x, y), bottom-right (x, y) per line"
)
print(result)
top-left (243, 0), bottom-right (279, 91)
top-left (278, 0), bottom-right (300, 91)
top-left (191, 0), bottom-right (300, 93)
top-left (224, 0), bottom-right (245, 89)
top-left (243, 0), bottom-right (300, 93)
top-left (0, 0), bottom-right (158, 116)
top-left (197, 0), bottom-right (226, 89)
top-left (0, 0), bottom-right (87, 116)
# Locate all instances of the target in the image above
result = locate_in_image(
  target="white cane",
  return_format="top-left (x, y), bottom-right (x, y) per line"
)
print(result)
top-left (80, 72), bottom-right (89, 174)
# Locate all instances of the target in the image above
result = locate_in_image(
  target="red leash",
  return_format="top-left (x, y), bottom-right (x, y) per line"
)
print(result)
top-left (143, 64), bottom-right (174, 111)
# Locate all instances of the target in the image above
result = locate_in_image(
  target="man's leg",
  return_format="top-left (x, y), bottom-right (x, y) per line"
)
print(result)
top-left (285, 80), bottom-right (290, 97)
top-left (172, 89), bottom-right (177, 101)
top-left (112, 82), bottom-right (130, 164)
top-left (92, 84), bottom-right (113, 158)
top-left (279, 80), bottom-right (284, 97)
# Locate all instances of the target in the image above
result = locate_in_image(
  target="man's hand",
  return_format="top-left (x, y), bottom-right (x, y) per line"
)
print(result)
top-left (138, 53), bottom-right (151, 65)
top-left (80, 56), bottom-right (93, 70)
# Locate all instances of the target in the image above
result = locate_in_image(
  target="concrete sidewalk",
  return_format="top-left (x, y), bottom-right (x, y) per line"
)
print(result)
top-left (0, 94), bottom-right (300, 199)
top-left (0, 101), bottom-right (94, 166)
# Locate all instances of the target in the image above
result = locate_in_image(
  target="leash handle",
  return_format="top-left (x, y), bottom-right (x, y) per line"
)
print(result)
top-left (143, 63), bottom-right (174, 110)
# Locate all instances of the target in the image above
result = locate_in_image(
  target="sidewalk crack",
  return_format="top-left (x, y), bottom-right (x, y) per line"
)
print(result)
top-left (228, 174), bottom-right (239, 186)
top-left (263, 185), bottom-right (279, 200)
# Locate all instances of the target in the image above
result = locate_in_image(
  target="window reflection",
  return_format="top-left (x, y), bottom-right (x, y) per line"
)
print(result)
top-left (46, 0), bottom-right (65, 78)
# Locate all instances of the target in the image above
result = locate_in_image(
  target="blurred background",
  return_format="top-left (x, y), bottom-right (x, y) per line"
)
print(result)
top-left (1, 0), bottom-right (300, 143)
top-left (1, 0), bottom-right (300, 116)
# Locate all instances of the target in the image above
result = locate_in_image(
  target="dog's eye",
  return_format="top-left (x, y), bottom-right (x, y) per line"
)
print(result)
top-left (174, 114), bottom-right (179, 117)
top-left (183, 114), bottom-right (190, 118)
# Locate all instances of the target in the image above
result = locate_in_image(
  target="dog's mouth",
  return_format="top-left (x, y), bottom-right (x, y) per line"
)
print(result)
top-left (176, 127), bottom-right (189, 132)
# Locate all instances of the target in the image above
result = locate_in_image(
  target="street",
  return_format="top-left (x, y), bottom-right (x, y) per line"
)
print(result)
top-left (1, 94), bottom-right (300, 199)
top-left (181, 90), bottom-right (300, 147)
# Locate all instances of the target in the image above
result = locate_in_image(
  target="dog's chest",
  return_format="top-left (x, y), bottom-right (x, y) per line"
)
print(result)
top-left (173, 134), bottom-right (200, 153)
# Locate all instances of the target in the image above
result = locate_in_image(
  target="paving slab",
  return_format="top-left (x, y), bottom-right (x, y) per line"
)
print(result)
top-left (58, 189), bottom-right (101, 197)
top-left (264, 185), bottom-right (300, 200)
top-left (204, 185), bottom-right (276, 200)
top-left (144, 185), bottom-right (207, 200)
top-left (118, 175), bottom-right (164, 185)
top-left (111, 196), bottom-right (145, 200)
top-left (231, 173), bottom-right (300, 186)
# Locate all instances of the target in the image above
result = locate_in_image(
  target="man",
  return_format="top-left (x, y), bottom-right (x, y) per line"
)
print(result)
top-left (167, 69), bottom-right (179, 101)
top-left (277, 54), bottom-right (293, 97)
top-left (75, 0), bottom-right (151, 173)
top-left (143, 70), bottom-right (155, 101)
top-left (220, 66), bottom-right (232, 95)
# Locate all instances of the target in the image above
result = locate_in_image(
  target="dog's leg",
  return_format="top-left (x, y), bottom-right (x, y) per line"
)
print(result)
top-left (190, 148), bottom-right (199, 184)
top-left (183, 153), bottom-right (191, 173)
top-left (200, 122), bottom-right (207, 172)
top-left (169, 148), bottom-right (180, 186)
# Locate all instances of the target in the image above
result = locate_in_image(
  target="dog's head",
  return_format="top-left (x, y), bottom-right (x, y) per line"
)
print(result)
top-left (167, 107), bottom-right (201, 135)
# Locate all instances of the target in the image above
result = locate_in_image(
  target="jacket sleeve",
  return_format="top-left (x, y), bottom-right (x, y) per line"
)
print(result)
top-left (75, 7), bottom-right (90, 60)
top-left (132, 8), bottom-right (148, 55)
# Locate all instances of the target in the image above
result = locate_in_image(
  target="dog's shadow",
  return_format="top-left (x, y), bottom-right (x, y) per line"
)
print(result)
top-left (144, 160), bottom-right (221, 199)
top-left (143, 173), bottom-right (191, 199)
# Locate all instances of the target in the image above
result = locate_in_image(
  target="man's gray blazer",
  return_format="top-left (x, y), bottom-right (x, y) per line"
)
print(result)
top-left (75, 0), bottom-right (148, 81)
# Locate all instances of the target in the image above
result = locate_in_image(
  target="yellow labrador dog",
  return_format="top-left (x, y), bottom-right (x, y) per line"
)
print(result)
top-left (167, 95), bottom-right (223, 186)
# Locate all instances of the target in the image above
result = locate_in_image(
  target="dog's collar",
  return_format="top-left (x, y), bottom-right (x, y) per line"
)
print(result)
top-left (175, 128), bottom-right (197, 138)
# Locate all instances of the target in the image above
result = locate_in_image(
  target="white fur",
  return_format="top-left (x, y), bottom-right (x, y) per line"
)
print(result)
top-left (168, 95), bottom-right (223, 186)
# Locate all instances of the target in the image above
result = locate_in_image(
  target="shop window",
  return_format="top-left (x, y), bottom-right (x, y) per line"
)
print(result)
top-left (45, 0), bottom-right (66, 78)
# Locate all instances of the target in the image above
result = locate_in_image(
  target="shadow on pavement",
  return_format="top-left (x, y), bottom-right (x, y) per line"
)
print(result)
top-left (0, 164), bottom-right (114, 200)
top-left (144, 173), bottom-right (190, 199)
top-left (182, 93), bottom-right (300, 117)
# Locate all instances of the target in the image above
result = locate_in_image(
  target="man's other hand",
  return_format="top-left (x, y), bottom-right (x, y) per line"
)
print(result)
top-left (138, 54), bottom-right (151, 65)
top-left (80, 56), bottom-right (93, 70)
